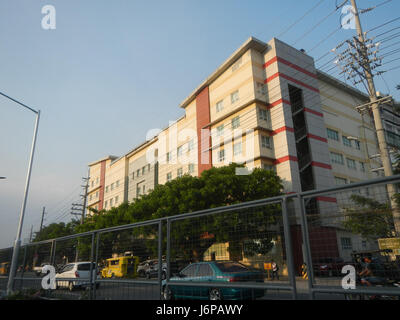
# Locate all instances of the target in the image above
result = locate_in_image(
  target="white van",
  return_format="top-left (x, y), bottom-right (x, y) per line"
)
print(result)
top-left (55, 262), bottom-right (99, 291)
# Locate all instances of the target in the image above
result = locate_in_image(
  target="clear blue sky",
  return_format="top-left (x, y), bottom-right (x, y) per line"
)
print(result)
top-left (1, 0), bottom-right (399, 248)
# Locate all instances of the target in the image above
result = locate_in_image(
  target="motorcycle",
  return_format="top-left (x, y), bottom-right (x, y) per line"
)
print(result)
top-left (345, 275), bottom-right (400, 300)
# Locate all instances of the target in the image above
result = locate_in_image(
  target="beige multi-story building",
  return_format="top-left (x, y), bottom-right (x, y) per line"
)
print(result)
top-left (87, 36), bottom-right (399, 265)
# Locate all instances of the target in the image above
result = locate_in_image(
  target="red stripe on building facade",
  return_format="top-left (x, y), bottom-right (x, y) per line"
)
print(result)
top-left (307, 133), bottom-right (328, 143)
top-left (271, 126), bottom-right (294, 135)
top-left (98, 160), bottom-right (106, 211)
top-left (274, 155), bottom-right (298, 164)
top-left (304, 107), bottom-right (324, 117)
top-left (264, 57), bottom-right (318, 80)
top-left (311, 161), bottom-right (332, 170)
top-left (316, 196), bottom-right (337, 203)
top-left (267, 98), bottom-right (291, 109)
top-left (264, 72), bottom-right (320, 93)
top-left (196, 86), bottom-right (212, 176)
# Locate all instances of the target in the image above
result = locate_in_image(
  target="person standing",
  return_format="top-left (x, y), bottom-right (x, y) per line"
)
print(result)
top-left (272, 260), bottom-right (279, 280)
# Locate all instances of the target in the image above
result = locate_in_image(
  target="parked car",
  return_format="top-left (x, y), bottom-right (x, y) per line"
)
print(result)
top-left (161, 261), bottom-right (265, 300)
top-left (137, 259), bottom-right (157, 278)
top-left (313, 257), bottom-right (346, 277)
top-left (34, 262), bottom-right (51, 277)
top-left (55, 262), bottom-right (100, 291)
top-left (145, 260), bottom-right (167, 280)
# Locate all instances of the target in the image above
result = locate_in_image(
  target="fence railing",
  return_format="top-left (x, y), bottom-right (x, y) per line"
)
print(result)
top-left (1, 174), bottom-right (400, 300)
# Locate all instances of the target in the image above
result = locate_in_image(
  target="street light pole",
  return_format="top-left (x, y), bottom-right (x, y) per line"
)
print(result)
top-left (1, 91), bottom-right (41, 295)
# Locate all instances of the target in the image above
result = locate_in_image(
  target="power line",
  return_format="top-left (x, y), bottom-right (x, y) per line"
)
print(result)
top-left (277, 0), bottom-right (326, 38)
top-left (292, 0), bottom-right (348, 46)
top-left (367, 16), bottom-right (400, 33)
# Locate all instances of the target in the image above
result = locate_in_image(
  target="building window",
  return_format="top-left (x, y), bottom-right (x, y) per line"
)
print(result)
top-left (355, 140), bottom-right (361, 150)
top-left (115, 196), bottom-right (119, 204)
top-left (233, 142), bottom-right (242, 156)
top-left (335, 177), bottom-right (347, 185)
top-left (218, 149), bottom-right (225, 162)
top-left (177, 168), bottom-right (183, 178)
top-left (188, 163), bottom-right (195, 173)
top-left (136, 169), bottom-right (140, 177)
top-left (167, 152), bottom-right (171, 163)
top-left (106, 186), bottom-right (109, 193)
top-left (188, 139), bottom-right (194, 152)
top-left (347, 158), bottom-right (357, 170)
top-left (110, 198), bottom-right (113, 207)
top-left (96, 177), bottom-right (99, 184)
top-left (166, 172), bottom-right (172, 182)
top-left (327, 128), bottom-right (339, 141)
top-left (89, 195), bottom-right (92, 201)
top-left (116, 180), bottom-right (119, 188)
top-left (330, 152), bottom-right (344, 165)
top-left (360, 162), bottom-right (366, 172)
top-left (343, 136), bottom-right (352, 147)
top-left (104, 200), bottom-right (108, 208)
top-left (231, 116), bottom-right (240, 129)
top-left (341, 237), bottom-right (352, 250)
top-left (216, 125), bottom-right (224, 137)
top-left (216, 100), bottom-right (224, 113)
top-left (362, 240), bottom-right (367, 249)
top-left (261, 135), bottom-right (272, 149)
top-left (142, 185), bottom-right (145, 194)
top-left (142, 166), bottom-right (146, 175)
top-left (263, 164), bottom-right (276, 172)
top-left (111, 183), bottom-right (114, 191)
top-left (231, 91), bottom-right (239, 104)
top-left (177, 146), bottom-right (184, 158)
top-left (256, 82), bottom-right (267, 96)
top-left (148, 164), bottom-right (151, 171)
top-left (258, 108), bottom-right (269, 121)
top-left (96, 191), bottom-right (99, 198)
top-left (132, 172), bottom-right (135, 180)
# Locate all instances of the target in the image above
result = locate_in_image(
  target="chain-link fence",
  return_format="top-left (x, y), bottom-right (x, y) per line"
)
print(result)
top-left (3, 175), bottom-right (400, 300)
top-left (291, 175), bottom-right (400, 300)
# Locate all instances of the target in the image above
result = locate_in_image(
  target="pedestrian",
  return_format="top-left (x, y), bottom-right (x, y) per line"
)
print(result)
top-left (272, 260), bottom-right (279, 280)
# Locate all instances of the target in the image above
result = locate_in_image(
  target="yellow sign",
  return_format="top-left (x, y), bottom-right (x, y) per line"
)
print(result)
top-left (378, 238), bottom-right (400, 251)
top-left (264, 263), bottom-right (272, 270)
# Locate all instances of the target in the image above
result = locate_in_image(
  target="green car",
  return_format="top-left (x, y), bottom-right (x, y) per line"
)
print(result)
top-left (161, 261), bottom-right (265, 300)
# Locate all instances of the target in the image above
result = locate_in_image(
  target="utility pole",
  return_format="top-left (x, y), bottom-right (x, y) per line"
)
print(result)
top-left (349, 0), bottom-right (400, 235)
top-left (71, 171), bottom-right (90, 224)
top-left (71, 171), bottom-right (90, 262)
top-left (29, 225), bottom-right (33, 243)
top-left (81, 169), bottom-right (90, 224)
top-left (39, 207), bottom-right (46, 235)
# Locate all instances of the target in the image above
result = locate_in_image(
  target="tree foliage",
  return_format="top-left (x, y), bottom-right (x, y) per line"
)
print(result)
top-left (342, 194), bottom-right (395, 239)
top-left (32, 164), bottom-right (284, 261)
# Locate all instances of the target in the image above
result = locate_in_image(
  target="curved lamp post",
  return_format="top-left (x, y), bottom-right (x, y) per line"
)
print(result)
top-left (0, 91), bottom-right (40, 295)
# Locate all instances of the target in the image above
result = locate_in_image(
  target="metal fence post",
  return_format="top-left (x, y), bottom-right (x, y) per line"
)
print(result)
top-left (93, 232), bottom-right (100, 300)
top-left (281, 197), bottom-right (298, 300)
top-left (51, 240), bottom-right (57, 266)
top-left (166, 219), bottom-right (171, 281)
top-left (158, 220), bottom-right (163, 300)
top-left (297, 194), bottom-right (315, 300)
top-left (89, 233), bottom-right (95, 300)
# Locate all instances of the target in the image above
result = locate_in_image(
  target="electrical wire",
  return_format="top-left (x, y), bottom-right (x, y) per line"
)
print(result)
top-left (277, 0), bottom-right (326, 38)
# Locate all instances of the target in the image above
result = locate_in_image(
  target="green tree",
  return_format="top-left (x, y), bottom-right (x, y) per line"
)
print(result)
top-left (343, 194), bottom-right (395, 240)
top-left (33, 221), bottom-right (79, 242)
top-left (36, 164), bottom-right (283, 262)
top-left (77, 164), bottom-right (284, 261)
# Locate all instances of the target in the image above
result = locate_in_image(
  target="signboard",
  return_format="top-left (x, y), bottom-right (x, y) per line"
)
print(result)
top-left (378, 238), bottom-right (400, 255)
top-left (264, 263), bottom-right (272, 270)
